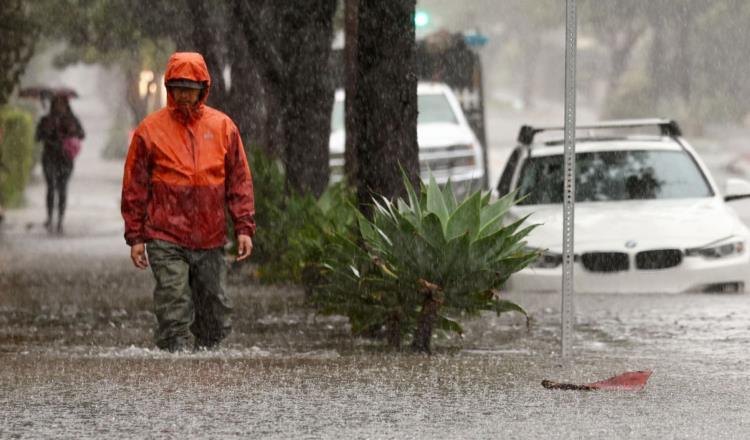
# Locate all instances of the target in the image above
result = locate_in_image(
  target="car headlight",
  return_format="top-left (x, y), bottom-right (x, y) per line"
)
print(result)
top-left (685, 239), bottom-right (745, 259)
top-left (449, 144), bottom-right (477, 167)
top-left (529, 249), bottom-right (563, 268)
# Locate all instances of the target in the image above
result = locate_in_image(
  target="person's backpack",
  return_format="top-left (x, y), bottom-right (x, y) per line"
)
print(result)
top-left (62, 137), bottom-right (82, 161)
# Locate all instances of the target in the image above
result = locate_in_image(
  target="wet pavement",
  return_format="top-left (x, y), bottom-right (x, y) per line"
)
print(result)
top-left (3, 66), bottom-right (750, 438)
top-left (3, 280), bottom-right (750, 439)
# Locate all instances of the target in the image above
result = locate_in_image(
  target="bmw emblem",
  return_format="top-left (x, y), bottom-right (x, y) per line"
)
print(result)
top-left (625, 240), bottom-right (638, 249)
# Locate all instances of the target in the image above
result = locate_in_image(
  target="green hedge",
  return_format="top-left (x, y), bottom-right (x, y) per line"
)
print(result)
top-left (0, 107), bottom-right (35, 207)
top-left (247, 146), bottom-right (356, 285)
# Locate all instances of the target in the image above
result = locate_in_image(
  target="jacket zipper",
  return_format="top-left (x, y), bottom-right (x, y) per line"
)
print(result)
top-left (186, 125), bottom-right (198, 246)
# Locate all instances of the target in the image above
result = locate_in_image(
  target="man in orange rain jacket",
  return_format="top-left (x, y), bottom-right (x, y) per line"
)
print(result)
top-left (121, 52), bottom-right (255, 352)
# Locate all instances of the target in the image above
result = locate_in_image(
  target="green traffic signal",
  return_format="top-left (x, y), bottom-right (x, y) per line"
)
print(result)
top-left (415, 10), bottom-right (430, 28)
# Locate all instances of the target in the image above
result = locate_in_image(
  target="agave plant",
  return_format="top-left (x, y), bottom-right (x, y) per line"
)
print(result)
top-left (314, 175), bottom-right (539, 353)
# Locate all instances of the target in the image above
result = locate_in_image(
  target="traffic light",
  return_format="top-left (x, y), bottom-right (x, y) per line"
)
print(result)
top-left (415, 10), bottom-right (430, 28)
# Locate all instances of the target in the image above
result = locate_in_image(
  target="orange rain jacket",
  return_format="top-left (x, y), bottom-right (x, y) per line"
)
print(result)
top-left (121, 52), bottom-right (255, 249)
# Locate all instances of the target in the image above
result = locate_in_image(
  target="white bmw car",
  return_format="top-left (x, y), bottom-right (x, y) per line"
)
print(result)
top-left (498, 119), bottom-right (750, 294)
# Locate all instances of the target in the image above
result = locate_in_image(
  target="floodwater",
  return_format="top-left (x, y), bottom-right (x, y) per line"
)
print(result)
top-left (3, 249), bottom-right (750, 439)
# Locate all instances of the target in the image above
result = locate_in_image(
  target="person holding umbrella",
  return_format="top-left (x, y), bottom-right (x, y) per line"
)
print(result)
top-left (35, 93), bottom-right (85, 234)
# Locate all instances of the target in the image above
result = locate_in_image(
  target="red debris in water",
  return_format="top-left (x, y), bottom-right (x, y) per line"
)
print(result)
top-left (587, 370), bottom-right (653, 390)
top-left (542, 370), bottom-right (653, 391)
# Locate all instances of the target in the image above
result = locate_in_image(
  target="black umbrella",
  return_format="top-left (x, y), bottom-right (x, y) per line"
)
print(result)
top-left (18, 86), bottom-right (79, 100)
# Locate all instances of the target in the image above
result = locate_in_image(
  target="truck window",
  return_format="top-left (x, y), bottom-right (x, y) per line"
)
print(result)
top-left (497, 148), bottom-right (521, 196)
top-left (418, 93), bottom-right (458, 124)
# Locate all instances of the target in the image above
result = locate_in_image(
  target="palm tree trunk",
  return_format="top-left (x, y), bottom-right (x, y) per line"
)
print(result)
top-left (411, 279), bottom-right (442, 354)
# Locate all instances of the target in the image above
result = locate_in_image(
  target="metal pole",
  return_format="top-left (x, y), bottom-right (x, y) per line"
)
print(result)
top-left (561, 0), bottom-right (577, 358)
top-left (476, 61), bottom-right (490, 191)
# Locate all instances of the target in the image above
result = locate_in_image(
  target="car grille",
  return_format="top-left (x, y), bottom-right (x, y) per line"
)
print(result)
top-left (580, 252), bottom-right (629, 272)
top-left (419, 145), bottom-right (476, 174)
top-left (635, 249), bottom-right (683, 270)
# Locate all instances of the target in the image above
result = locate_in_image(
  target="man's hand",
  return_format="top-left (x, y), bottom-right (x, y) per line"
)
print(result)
top-left (131, 243), bottom-right (149, 269)
top-left (236, 234), bottom-right (253, 261)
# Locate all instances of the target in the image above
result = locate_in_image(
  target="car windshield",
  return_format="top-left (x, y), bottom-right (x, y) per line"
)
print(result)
top-left (417, 93), bottom-right (458, 124)
top-left (330, 91), bottom-right (457, 132)
top-left (516, 149), bottom-right (714, 205)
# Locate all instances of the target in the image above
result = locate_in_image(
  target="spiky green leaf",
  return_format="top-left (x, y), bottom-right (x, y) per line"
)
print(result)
top-left (426, 174), bottom-right (450, 230)
top-left (446, 191), bottom-right (482, 241)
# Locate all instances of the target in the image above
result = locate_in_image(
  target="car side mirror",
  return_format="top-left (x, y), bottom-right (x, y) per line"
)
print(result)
top-left (724, 177), bottom-right (750, 201)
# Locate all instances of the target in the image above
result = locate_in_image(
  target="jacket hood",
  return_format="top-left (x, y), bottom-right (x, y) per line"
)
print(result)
top-left (164, 52), bottom-right (211, 120)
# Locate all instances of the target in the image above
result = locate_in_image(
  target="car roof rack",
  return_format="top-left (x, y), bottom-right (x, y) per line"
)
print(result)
top-left (517, 118), bottom-right (682, 146)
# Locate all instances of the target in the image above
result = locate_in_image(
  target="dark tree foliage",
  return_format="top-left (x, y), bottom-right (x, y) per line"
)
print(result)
top-left (352, 0), bottom-right (419, 210)
top-left (0, 0), bottom-right (38, 106)
top-left (176, 0), bottom-right (338, 196)
top-left (38, 0), bottom-right (337, 195)
top-left (231, 0), bottom-right (337, 197)
top-left (38, 0), bottom-right (191, 124)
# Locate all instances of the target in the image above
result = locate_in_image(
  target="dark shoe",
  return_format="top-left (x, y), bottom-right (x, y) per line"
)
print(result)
top-left (157, 338), bottom-right (192, 353)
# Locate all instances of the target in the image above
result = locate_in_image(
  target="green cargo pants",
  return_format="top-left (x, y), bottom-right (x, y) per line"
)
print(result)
top-left (146, 239), bottom-right (232, 351)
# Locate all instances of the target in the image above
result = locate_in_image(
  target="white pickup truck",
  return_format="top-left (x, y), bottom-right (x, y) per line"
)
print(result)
top-left (329, 82), bottom-right (485, 198)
